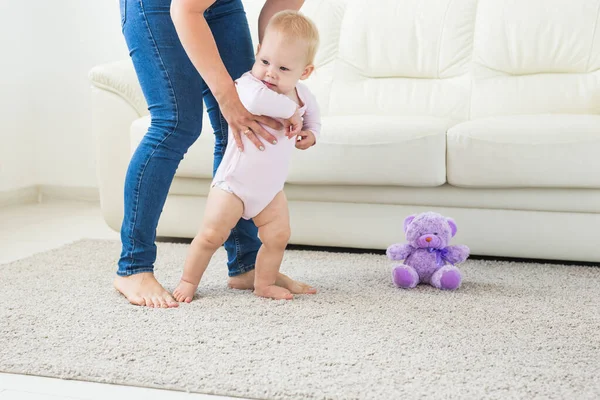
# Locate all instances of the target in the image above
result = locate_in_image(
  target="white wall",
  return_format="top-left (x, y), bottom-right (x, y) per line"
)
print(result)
top-left (34, 0), bottom-right (128, 189)
top-left (0, 1), bottom-right (37, 192)
top-left (0, 0), bottom-right (128, 193)
top-left (0, 0), bottom-right (270, 194)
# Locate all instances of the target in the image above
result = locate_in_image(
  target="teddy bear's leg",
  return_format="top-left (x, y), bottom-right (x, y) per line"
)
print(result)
top-left (430, 265), bottom-right (462, 290)
top-left (392, 264), bottom-right (420, 289)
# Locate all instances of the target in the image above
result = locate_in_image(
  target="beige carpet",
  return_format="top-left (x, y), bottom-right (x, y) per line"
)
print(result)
top-left (0, 239), bottom-right (599, 400)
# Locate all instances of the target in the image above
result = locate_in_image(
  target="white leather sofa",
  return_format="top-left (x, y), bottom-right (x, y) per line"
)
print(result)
top-left (89, 0), bottom-right (600, 263)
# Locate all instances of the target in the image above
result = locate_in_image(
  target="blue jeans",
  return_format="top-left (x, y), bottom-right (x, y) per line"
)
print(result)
top-left (118, 0), bottom-right (261, 277)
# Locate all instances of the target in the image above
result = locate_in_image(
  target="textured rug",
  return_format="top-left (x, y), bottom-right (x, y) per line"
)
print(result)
top-left (1, 239), bottom-right (599, 400)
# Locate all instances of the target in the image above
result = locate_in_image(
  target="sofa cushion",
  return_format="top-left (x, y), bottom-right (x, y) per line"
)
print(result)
top-left (130, 115), bottom-right (454, 187)
top-left (447, 114), bottom-right (600, 188)
top-left (287, 116), bottom-right (452, 186)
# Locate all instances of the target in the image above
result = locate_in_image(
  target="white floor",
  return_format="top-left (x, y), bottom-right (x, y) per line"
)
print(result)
top-left (0, 200), bottom-right (242, 400)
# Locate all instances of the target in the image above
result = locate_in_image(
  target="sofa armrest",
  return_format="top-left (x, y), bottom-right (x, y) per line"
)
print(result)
top-left (89, 59), bottom-right (148, 117)
top-left (89, 59), bottom-right (146, 232)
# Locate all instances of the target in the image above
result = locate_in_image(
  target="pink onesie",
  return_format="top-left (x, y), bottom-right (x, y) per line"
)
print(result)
top-left (212, 72), bottom-right (321, 220)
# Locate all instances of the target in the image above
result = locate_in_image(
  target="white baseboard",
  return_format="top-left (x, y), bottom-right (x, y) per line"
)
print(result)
top-left (0, 185), bottom-right (100, 207)
top-left (0, 186), bottom-right (40, 207)
top-left (39, 185), bottom-right (100, 203)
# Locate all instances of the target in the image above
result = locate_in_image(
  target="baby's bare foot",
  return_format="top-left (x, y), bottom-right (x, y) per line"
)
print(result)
top-left (113, 272), bottom-right (178, 308)
top-left (276, 273), bottom-right (317, 295)
top-left (228, 271), bottom-right (316, 294)
top-left (254, 285), bottom-right (293, 300)
top-left (173, 280), bottom-right (198, 303)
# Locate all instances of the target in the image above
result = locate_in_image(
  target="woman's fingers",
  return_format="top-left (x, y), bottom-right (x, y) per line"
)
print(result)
top-left (241, 124), bottom-right (265, 151)
top-left (282, 120), bottom-right (291, 138)
top-left (256, 115), bottom-right (283, 131)
top-left (280, 119), bottom-right (295, 139)
top-left (219, 87), bottom-right (273, 152)
top-left (287, 128), bottom-right (299, 138)
top-left (291, 123), bottom-right (302, 136)
top-left (249, 120), bottom-right (277, 147)
top-left (230, 113), bottom-right (285, 152)
top-left (232, 128), bottom-right (244, 151)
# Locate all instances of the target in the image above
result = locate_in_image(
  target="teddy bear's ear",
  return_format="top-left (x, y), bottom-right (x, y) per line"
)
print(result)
top-left (403, 215), bottom-right (416, 233)
top-left (447, 218), bottom-right (458, 237)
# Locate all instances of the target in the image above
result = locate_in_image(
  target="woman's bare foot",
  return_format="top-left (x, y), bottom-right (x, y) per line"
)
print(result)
top-left (172, 280), bottom-right (198, 303)
top-left (113, 272), bottom-right (178, 308)
top-left (228, 271), bottom-right (317, 294)
top-left (254, 284), bottom-right (293, 300)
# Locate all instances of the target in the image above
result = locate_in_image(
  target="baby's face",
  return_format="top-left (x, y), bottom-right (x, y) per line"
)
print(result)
top-left (251, 29), bottom-right (313, 95)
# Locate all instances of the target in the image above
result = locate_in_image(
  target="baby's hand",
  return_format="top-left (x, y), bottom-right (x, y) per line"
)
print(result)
top-left (285, 109), bottom-right (303, 139)
top-left (295, 130), bottom-right (316, 150)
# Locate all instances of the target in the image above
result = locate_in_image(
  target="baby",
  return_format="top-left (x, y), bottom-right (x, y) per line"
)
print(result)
top-left (173, 10), bottom-right (321, 302)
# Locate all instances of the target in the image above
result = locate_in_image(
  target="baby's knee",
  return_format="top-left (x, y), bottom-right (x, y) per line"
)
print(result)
top-left (195, 227), bottom-right (227, 249)
top-left (261, 226), bottom-right (291, 250)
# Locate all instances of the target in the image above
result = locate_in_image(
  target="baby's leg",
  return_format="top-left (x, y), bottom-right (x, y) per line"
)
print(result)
top-left (173, 187), bottom-right (243, 303)
top-left (252, 192), bottom-right (293, 300)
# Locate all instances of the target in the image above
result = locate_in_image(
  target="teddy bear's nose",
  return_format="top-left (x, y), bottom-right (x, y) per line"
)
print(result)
top-left (426, 237), bottom-right (432, 242)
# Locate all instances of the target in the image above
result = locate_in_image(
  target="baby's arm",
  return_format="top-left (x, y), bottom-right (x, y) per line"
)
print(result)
top-left (237, 75), bottom-right (297, 119)
top-left (300, 89), bottom-right (321, 143)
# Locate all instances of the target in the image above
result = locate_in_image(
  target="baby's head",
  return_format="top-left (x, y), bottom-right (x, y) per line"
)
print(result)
top-left (252, 10), bottom-right (319, 95)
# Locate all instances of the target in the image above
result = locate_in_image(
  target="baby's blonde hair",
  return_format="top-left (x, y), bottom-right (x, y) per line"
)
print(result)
top-left (266, 10), bottom-right (319, 65)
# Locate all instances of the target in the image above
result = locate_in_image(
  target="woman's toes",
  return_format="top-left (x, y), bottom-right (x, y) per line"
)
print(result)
top-left (164, 294), bottom-right (178, 307)
top-left (158, 297), bottom-right (168, 308)
top-left (128, 294), bottom-right (145, 306)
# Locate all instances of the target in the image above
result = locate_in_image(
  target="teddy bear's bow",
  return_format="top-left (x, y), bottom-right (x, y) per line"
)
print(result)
top-left (427, 247), bottom-right (453, 267)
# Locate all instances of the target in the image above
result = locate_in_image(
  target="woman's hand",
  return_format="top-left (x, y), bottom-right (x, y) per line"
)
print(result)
top-left (219, 84), bottom-right (282, 151)
top-left (170, 1), bottom-right (282, 152)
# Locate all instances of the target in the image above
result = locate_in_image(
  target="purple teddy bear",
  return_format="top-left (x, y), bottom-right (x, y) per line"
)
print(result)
top-left (387, 212), bottom-right (470, 290)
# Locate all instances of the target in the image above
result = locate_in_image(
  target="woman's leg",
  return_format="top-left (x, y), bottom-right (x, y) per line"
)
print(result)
top-left (115, 0), bottom-right (205, 307)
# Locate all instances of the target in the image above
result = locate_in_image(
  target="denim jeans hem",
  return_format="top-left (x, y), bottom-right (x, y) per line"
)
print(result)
top-left (228, 262), bottom-right (255, 277)
top-left (116, 267), bottom-right (155, 277)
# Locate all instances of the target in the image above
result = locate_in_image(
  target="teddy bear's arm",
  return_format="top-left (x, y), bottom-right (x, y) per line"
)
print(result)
top-left (386, 243), bottom-right (413, 261)
top-left (445, 245), bottom-right (470, 264)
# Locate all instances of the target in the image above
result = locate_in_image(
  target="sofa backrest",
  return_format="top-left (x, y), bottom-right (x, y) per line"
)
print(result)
top-left (246, 0), bottom-right (600, 121)
top-left (470, 0), bottom-right (600, 119)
